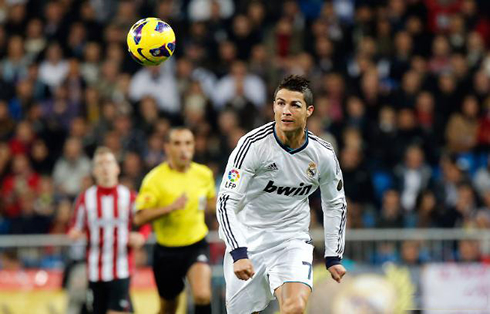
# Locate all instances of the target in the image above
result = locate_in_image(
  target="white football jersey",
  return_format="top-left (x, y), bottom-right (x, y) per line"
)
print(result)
top-left (217, 122), bottom-right (347, 259)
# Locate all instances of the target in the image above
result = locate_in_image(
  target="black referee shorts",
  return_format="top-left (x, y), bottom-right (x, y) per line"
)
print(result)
top-left (87, 278), bottom-right (133, 314)
top-left (152, 238), bottom-right (210, 300)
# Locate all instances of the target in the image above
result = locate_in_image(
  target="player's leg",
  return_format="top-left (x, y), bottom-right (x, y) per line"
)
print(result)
top-left (268, 240), bottom-right (314, 314)
top-left (152, 244), bottom-right (187, 314)
top-left (187, 262), bottom-right (212, 314)
top-left (106, 278), bottom-right (133, 314)
top-left (224, 250), bottom-right (273, 314)
top-left (87, 281), bottom-right (109, 314)
top-left (158, 299), bottom-right (178, 314)
top-left (274, 282), bottom-right (311, 314)
top-left (185, 239), bottom-right (212, 314)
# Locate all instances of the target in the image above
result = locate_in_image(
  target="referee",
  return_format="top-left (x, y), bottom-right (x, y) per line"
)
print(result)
top-left (134, 127), bottom-right (215, 314)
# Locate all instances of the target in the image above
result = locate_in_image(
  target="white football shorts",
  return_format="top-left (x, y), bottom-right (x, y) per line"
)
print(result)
top-left (224, 239), bottom-right (314, 314)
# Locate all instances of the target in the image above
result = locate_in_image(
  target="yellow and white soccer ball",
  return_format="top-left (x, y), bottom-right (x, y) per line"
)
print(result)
top-left (127, 17), bottom-right (176, 66)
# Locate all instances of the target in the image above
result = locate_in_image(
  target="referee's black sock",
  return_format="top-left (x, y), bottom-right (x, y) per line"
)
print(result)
top-left (195, 304), bottom-right (211, 314)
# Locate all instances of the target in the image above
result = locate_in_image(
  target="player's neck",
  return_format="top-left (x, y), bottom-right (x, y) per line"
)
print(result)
top-left (97, 180), bottom-right (118, 189)
top-left (274, 124), bottom-right (306, 149)
top-left (168, 160), bottom-right (190, 173)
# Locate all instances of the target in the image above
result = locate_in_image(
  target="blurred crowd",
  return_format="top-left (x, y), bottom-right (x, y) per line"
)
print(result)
top-left (0, 0), bottom-right (489, 264)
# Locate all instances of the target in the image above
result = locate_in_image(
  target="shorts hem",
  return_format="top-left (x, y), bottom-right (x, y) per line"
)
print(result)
top-left (276, 281), bottom-right (312, 292)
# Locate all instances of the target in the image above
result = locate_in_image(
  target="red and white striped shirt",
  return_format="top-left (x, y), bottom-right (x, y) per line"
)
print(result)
top-left (71, 185), bottom-right (137, 282)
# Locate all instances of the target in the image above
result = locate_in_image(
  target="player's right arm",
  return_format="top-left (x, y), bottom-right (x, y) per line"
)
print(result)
top-left (67, 193), bottom-right (86, 240)
top-left (133, 173), bottom-right (187, 226)
top-left (217, 133), bottom-right (262, 280)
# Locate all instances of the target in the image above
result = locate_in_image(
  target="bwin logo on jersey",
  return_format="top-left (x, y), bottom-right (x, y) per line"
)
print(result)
top-left (263, 180), bottom-right (312, 196)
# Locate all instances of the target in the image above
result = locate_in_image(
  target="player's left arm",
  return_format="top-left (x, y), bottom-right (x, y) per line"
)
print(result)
top-left (319, 150), bottom-right (347, 283)
top-left (129, 191), bottom-right (149, 249)
top-left (205, 168), bottom-right (217, 214)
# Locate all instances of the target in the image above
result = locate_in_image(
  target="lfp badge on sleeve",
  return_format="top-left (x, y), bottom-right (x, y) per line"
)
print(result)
top-left (225, 169), bottom-right (240, 189)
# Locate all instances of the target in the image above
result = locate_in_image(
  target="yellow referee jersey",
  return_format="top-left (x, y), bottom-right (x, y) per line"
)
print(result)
top-left (136, 162), bottom-right (216, 247)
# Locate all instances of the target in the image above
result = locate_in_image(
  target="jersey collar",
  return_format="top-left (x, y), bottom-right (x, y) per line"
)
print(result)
top-left (98, 185), bottom-right (118, 195)
top-left (273, 123), bottom-right (309, 155)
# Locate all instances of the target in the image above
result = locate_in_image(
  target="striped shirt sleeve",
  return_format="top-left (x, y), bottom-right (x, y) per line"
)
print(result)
top-left (70, 192), bottom-right (86, 231)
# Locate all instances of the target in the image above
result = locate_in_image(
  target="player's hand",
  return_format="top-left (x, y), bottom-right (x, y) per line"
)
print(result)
top-left (233, 259), bottom-right (255, 281)
top-left (328, 264), bottom-right (346, 283)
top-left (67, 228), bottom-right (84, 240)
top-left (170, 194), bottom-right (188, 212)
top-left (128, 232), bottom-right (145, 249)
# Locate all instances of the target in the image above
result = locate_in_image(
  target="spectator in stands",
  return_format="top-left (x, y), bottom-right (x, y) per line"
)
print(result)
top-left (129, 61), bottom-right (180, 116)
top-left (80, 42), bottom-right (102, 85)
top-left (228, 14), bottom-right (261, 61)
top-left (10, 190), bottom-right (50, 234)
top-left (474, 156), bottom-right (490, 199)
top-left (24, 18), bottom-right (46, 61)
top-left (476, 97), bottom-right (490, 150)
top-left (458, 240), bottom-right (482, 262)
top-left (92, 100), bottom-right (117, 145)
top-left (52, 137), bottom-right (91, 199)
top-left (113, 113), bottom-right (146, 154)
top-left (213, 60), bottom-right (266, 111)
top-left (340, 146), bottom-right (375, 206)
top-left (0, 101), bottom-right (15, 140)
top-left (395, 145), bottom-right (432, 212)
top-left (0, 35), bottom-right (28, 85)
top-left (0, 142), bottom-right (11, 179)
top-left (144, 132), bottom-right (165, 170)
top-left (440, 183), bottom-right (478, 228)
top-left (39, 42), bottom-right (69, 90)
top-left (264, 16), bottom-right (302, 62)
top-left (9, 78), bottom-right (34, 121)
top-left (368, 106), bottom-right (398, 168)
top-left (30, 139), bottom-right (54, 175)
top-left (400, 240), bottom-right (423, 266)
top-left (121, 151), bottom-right (144, 190)
top-left (377, 189), bottom-right (405, 228)
top-left (1, 154), bottom-right (40, 218)
top-left (435, 155), bottom-right (468, 208)
top-left (415, 190), bottom-right (441, 228)
top-left (445, 94), bottom-right (479, 154)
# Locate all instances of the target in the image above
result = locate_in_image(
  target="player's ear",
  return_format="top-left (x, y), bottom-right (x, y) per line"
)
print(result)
top-left (306, 105), bottom-right (314, 117)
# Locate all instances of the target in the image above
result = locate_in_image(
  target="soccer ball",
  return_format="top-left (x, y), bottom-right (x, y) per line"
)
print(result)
top-left (127, 17), bottom-right (176, 66)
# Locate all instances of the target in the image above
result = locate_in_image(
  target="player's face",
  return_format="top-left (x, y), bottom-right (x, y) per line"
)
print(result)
top-left (165, 129), bottom-right (195, 169)
top-left (93, 153), bottom-right (120, 185)
top-left (273, 89), bottom-right (313, 133)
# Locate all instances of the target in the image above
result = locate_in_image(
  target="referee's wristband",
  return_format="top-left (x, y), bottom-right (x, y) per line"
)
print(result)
top-left (325, 256), bottom-right (341, 269)
top-left (230, 247), bottom-right (248, 262)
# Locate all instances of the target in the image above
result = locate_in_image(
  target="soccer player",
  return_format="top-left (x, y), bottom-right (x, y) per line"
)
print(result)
top-left (68, 147), bottom-right (147, 314)
top-left (134, 127), bottom-right (215, 314)
top-left (217, 75), bottom-right (347, 314)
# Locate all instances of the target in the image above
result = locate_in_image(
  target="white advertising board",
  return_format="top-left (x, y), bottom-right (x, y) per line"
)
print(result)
top-left (422, 264), bottom-right (490, 314)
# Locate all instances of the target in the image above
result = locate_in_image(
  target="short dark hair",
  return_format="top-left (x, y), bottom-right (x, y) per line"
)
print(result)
top-left (164, 126), bottom-right (193, 143)
top-left (273, 75), bottom-right (313, 107)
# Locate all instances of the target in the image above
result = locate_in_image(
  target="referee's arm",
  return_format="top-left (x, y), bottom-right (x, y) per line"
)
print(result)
top-left (206, 196), bottom-right (216, 214)
top-left (133, 194), bottom-right (187, 226)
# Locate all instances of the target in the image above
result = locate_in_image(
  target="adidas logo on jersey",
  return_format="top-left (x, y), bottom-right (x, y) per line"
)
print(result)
top-left (265, 163), bottom-right (279, 171)
top-left (263, 180), bottom-right (312, 196)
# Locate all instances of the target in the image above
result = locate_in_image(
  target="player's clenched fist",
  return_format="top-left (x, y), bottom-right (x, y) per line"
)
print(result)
top-left (233, 259), bottom-right (255, 281)
top-left (328, 264), bottom-right (347, 283)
